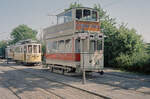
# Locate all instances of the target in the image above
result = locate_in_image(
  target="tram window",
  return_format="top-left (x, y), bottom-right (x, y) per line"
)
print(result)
top-left (90, 40), bottom-right (96, 52)
top-left (92, 11), bottom-right (97, 21)
top-left (52, 41), bottom-right (57, 50)
top-left (82, 9), bottom-right (91, 21)
top-left (75, 39), bottom-right (80, 53)
top-left (58, 15), bottom-right (64, 24)
top-left (21, 48), bottom-right (22, 53)
top-left (28, 45), bottom-right (32, 53)
top-left (39, 45), bottom-right (41, 53)
top-left (16, 47), bottom-right (20, 53)
top-left (76, 9), bottom-right (82, 19)
top-left (33, 45), bottom-right (38, 53)
top-left (83, 9), bottom-right (91, 17)
top-left (97, 40), bottom-right (102, 50)
top-left (24, 46), bottom-right (27, 53)
top-left (65, 39), bottom-right (72, 53)
top-left (64, 11), bottom-right (72, 23)
top-left (58, 40), bottom-right (64, 53)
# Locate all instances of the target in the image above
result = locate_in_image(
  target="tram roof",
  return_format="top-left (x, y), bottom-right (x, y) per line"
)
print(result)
top-left (57, 7), bottom-right (98, 16)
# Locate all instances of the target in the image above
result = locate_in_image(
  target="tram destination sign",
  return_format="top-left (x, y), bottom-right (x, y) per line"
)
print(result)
top-left (76, 21), bottom-right (100, 32)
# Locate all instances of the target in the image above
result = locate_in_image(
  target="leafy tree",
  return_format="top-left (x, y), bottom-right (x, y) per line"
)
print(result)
top-left (93, 4), bottom-right (146, 68)
top-left (65, 2), bottom-right (82, 11)
top-left (11, 24), bottom-right (37, 44)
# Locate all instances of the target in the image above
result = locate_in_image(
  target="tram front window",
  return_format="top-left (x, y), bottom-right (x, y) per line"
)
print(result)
top-left (83, 9), bottom-right (91, 20)
top-left (33, 45), bottom-right (38, 53)
top-left (76, 9), bottom-right (82, 19)
top-left (97, 40), bottom-right (102, 50)
top-left (76, 9), bottom-right (98, 21)
top-left (90, 40), bottom-right (102, 53)
top-left (92, 11), bottom-right (97, 21)
top-left (28, 45), bottom-right (32, 53)
top-left (90, 40), bottom-right (96, 53)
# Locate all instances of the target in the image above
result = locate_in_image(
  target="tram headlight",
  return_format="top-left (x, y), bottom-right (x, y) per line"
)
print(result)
top-left (97, 34), bottom-right (103, 40)
top-left (89, 34), bottom-right (95, 40)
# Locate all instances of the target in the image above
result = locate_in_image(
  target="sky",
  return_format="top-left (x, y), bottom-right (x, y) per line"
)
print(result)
top-left (0, 0), bottom-right (150, 42)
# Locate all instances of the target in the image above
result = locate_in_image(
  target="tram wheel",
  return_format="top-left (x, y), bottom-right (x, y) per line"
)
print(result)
top-left (99, 71), bottom-right (104, 75)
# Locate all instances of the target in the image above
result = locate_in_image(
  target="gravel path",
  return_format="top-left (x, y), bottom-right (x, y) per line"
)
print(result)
top-left (0, 62), bottom-right (104, 99)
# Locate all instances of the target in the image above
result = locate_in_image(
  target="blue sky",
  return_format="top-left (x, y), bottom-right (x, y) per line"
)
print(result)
top-left (0, 0), bottom-right (150, 42)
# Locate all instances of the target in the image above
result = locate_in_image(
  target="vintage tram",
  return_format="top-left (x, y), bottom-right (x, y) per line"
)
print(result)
top-left (6, 39), bottom-right (42, 65)
top-left (43, 7), bottom-right (104, 74)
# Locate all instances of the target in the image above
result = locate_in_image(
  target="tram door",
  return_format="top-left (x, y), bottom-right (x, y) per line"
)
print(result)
top-left (24, 46), bottom-right (27, 62)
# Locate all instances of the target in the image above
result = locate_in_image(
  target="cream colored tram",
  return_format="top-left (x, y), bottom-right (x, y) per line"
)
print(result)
top-left (13, 40), bottom-right (42, 65)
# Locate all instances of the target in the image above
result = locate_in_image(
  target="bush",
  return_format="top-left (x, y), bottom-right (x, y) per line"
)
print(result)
top-left (115, 51), bottom-right (150, 74)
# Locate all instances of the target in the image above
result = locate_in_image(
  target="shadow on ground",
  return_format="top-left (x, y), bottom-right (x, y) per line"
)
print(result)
top-left (0, 61), bottom-right (150, 95)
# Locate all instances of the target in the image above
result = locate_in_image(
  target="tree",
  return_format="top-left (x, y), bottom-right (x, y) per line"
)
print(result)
top-left (93, 4), bottom-right (146, 68)
top-left (11, 24), bottom-right (37, 44)
top-left (65, 2), bottom-right (82, 11)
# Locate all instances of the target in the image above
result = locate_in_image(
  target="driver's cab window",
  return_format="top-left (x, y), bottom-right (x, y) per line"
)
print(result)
top-left (28, 45), bottom-right (32, 53)
top-left (33, 45), bottom-right (38, 53)
top-left (83, 9), bottom-right (91, 20)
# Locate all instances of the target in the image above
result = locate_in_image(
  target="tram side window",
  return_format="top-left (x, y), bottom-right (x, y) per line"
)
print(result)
top-left (50, 41), bottom-right (58, 53)
top-left (64, 11), bottom-right (72, 23)
top-left (65, 39), bottom-right (72, 53)
top-left (39, 45), bottom-right (41, 53)
top-left (28, 45), bottom-right (32, 53)
top-left (58, 11), bottom-right (72, 24)
top-left (58, 15), bottom-right (64, 24)
top-left (58, 40), bottom-right (64, 53)
top-left (52, 41), bottom-right (57, 50)
top-left (75, 39), bottom-right (80, 53)
top-left (76, 9), bottom-right (82, 19)
top-left (46, 41), bottom-right (52, 53)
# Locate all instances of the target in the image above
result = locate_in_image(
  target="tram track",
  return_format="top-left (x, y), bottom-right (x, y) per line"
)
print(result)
top-left (46, 67), bottom-right (150, 95)
top-left (2, 82), bottom-right (21, 99)
top-left (90, 72), bottom-right (150, 95)
top-left (6, 66), bottom-right (110, 99)
top-left (0, 68), bottom-right (64, 99)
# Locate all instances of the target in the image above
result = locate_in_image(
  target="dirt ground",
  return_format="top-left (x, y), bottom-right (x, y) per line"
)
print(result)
top-left (0, 60), bottom-right (150, 99)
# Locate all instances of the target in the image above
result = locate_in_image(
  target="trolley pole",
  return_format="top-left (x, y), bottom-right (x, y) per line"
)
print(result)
top-left (81, 38), bottom-right (86, 84)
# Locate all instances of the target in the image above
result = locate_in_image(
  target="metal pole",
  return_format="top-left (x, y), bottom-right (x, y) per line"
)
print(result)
top-left (81, 39), bottom-right (86, 84)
